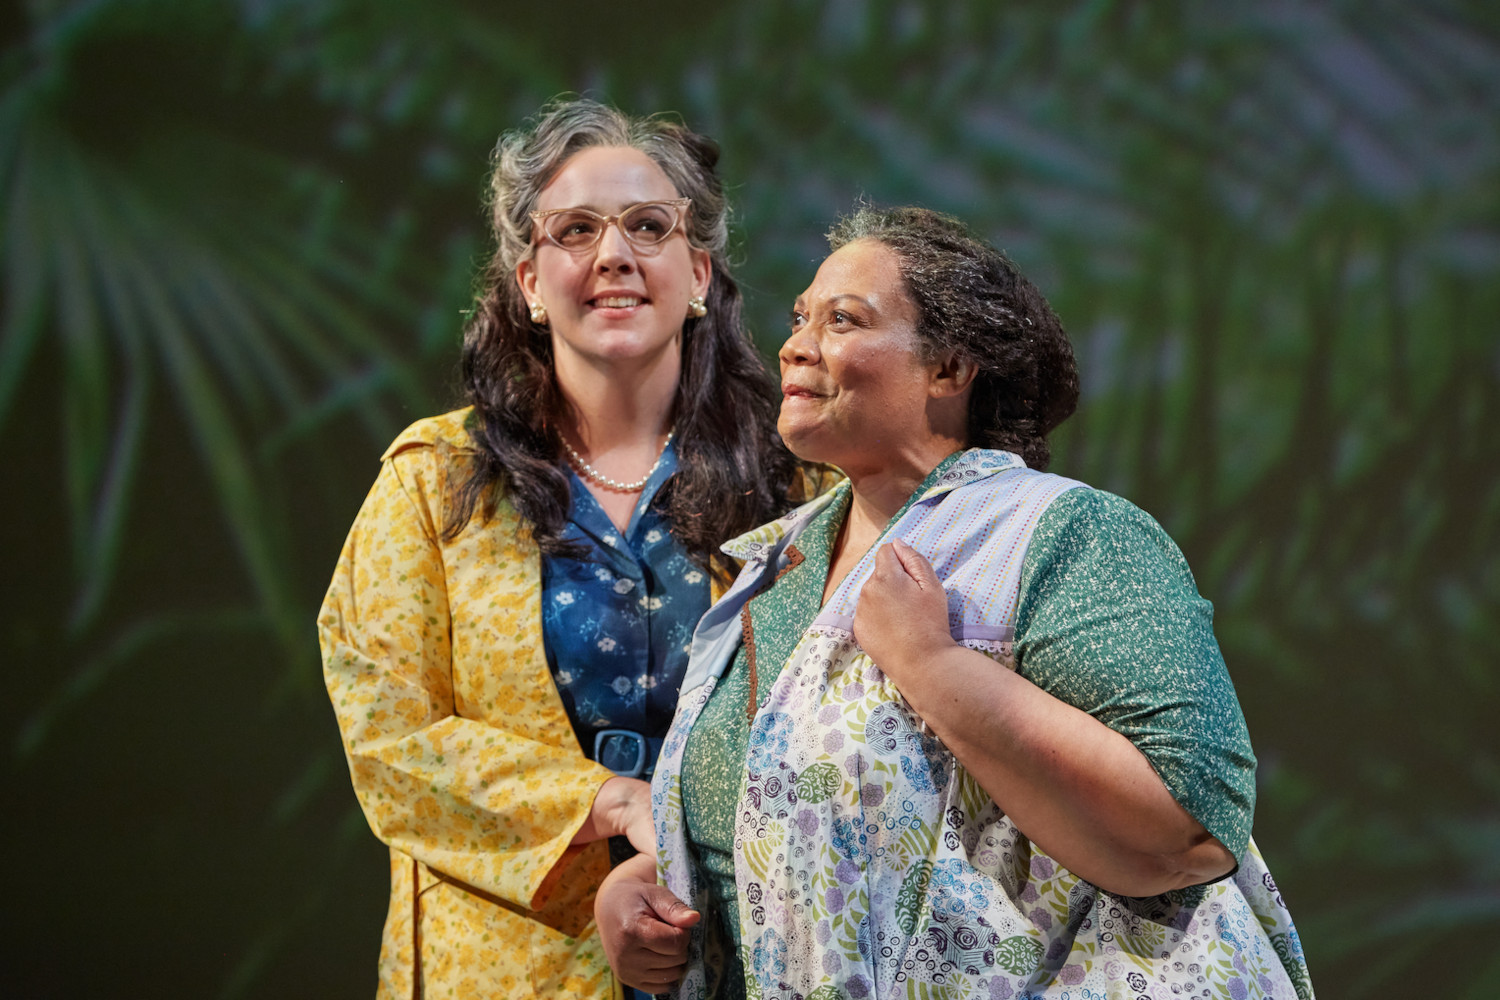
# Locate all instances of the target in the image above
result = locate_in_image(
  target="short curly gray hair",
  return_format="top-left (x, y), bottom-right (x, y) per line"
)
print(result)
top-left (827, 205), bottom-right (1079, 469)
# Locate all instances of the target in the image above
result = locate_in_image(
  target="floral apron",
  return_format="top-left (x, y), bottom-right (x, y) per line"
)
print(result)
top-left (653, 451), bottom-right (1312, 1000)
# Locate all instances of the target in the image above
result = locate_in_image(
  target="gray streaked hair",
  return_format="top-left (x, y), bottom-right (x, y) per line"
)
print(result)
top-left (827, 204), bottom-right (1079, 469)
top-left (486, 98), bottom-right (731, 317)
top-left (450, 98), bottom-right (796, 566)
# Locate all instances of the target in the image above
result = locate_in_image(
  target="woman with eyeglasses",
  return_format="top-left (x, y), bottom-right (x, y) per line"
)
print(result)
top-left (318, 98), bottom-right (831, 1000)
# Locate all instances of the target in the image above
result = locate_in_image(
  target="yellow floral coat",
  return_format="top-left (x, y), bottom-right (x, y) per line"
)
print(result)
top-left (321, 409), bottom-right (673, 999)
top-left (321, 409), bottom-right (830, 999)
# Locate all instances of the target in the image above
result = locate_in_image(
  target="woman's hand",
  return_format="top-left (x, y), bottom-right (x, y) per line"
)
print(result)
top-left (852, 539), bottom-right (1235, 896)
top-left (595, 852), bottom-right (701, 992)
top-left (574, 776), bottom-right (655, 854)
top-left (853, 538), bottom-right (955, 685)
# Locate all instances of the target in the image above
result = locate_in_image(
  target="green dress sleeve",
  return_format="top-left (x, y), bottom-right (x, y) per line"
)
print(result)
top-left (1013, 487), bottom-right (1257, 867)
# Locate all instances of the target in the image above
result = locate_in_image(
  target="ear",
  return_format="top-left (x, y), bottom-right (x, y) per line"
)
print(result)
top-left (515, 257), bottom-right (540, 310)
top-left (688, 245), bottom-right (712, 301)
top-left (928, 350), bottom-right (978, 399)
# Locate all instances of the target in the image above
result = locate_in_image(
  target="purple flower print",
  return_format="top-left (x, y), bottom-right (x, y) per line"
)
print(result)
top-left (795, 809), bottom-right (819, 836)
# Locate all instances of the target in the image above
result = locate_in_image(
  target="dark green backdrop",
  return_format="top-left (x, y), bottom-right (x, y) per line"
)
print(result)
top-left (3, 1), bottom-right (1497, 996)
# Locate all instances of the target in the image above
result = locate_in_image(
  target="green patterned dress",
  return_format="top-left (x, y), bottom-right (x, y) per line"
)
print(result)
top-left (652, 450), bottom-right (1312, 1000)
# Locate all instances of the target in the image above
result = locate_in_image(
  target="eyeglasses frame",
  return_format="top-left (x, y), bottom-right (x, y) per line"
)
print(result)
top-left (529, 197), bottom-right (693, 254)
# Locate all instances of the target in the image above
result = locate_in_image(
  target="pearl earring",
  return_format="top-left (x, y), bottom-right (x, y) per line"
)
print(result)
top-left (688, 296), bottom-right (707, 319)
top-left (529, 302), bottom-right (548, 324)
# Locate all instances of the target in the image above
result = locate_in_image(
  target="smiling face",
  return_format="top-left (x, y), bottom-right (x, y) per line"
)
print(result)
top-left (515, 145), bottom-right (710, 374)
top-left (778, 240), bottom-right (949, 475)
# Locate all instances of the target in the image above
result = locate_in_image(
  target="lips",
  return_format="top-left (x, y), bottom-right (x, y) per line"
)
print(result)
top-left (781, 383), bottom-right (823, 399)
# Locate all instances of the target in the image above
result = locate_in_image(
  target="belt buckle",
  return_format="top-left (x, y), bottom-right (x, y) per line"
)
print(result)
top-left (593, 728), bottom-right (648, 778)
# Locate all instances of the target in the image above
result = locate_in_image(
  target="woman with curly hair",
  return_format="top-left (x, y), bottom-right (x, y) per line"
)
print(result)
top-left (318, 98), bottom-right (827, 999)
top-left (601, 206), bottom-right (1313, 999)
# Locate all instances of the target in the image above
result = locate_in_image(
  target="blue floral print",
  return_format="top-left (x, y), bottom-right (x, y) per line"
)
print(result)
top-left (541, 446), bottom-right (709, 770)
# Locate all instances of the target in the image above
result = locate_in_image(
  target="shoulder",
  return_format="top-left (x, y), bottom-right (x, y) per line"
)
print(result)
top-left (380, 407), bottom-right (480, 462)
top-left (1032, 487), bottom-right (1186, 565)
top-left (367, 407), bottom-right (498, 532)
top-left (1020, 485), bottom-right (1204, 614)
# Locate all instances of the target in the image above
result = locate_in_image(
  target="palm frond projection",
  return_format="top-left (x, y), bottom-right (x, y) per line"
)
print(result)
top-left (3, 1), bottom-right (1495, 996)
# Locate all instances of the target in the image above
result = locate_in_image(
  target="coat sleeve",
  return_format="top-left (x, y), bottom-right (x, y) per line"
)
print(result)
top-left (318, 441), bottom-right (617, 910)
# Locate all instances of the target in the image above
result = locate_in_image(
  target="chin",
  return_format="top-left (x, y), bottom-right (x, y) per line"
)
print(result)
top-left (777, 423), bottom-right (831, 465)
top-left (579, 329), bottom-right (681, 363)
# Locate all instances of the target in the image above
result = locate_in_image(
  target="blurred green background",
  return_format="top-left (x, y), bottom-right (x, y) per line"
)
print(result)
top-left (3, 1), bottom-right (1497, 996)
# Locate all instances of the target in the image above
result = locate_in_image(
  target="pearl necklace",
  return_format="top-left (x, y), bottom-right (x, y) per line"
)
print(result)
top-left (561, 428), bottom-right (675, 493)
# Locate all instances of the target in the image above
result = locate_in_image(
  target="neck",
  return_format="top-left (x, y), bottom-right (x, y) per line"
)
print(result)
top-left (837, 437), bottom-right (965, 559)
top-left (554, 348), bottom-right (680, 451)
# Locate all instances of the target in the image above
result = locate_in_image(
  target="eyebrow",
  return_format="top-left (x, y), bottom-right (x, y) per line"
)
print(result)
top-left (542, 198), bottom-right (666, 214)
top-left (799, 293), bottom-right (874, 312)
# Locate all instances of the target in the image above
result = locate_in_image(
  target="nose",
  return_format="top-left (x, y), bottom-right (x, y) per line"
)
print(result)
top-left (779, 324), bottom-right (818, 367)
top-left (594, 221), bottom-right (636, 274)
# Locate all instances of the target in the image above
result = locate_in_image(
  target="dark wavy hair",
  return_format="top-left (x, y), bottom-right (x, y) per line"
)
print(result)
top-left (447, 98), bottom-right (795, 564)
top-left (826, 206), bottom-right (1079, 469)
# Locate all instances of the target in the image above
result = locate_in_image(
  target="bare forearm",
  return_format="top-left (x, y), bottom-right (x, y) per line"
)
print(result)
top-left (573, 776), bottom-right (652, 849)
top-left (595, 851), bottom-right (699, 991)
top-left (605, 850), bottom-right (657, 886)
top-left (894, 645), bottom-right (1234, 896)
top-left (854, 539), bottom-right (1234, 896)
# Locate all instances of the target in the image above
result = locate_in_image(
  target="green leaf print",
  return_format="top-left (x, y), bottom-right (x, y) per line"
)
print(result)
top-left (955, 769), bottom-right (989, 821)
top-left (845, 694), bottom-right (871, 733)
top-left (663, 775), bottom-right (683, 834)
top-left (1111, 917), bottom-right (1166, 959)
top-left (895, 859), bottom-right (934, 935)
top-left (903, 975), bottom-right (978, 1000)
top-left (994, 935), bottom-right (1044, 976)
top-left (896, 825), bottom-right (939, 866)
top-left (795, 762), bottom-right (842, 803)
top-left (741, 823), bottom-right (783, 882)
top-left (1270, 935), bottom-right (1313, 1000)
top-left (835, 905), bottom-right (866, 964)
top-left (806, 986), bottom-right (845, 1000)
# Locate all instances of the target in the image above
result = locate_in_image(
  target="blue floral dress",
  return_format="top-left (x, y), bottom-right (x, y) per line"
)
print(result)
top-left (542, 444), bottom-right (710, 776)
